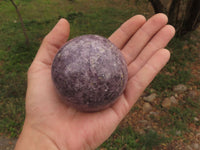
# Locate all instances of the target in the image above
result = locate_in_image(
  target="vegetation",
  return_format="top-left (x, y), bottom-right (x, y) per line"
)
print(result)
top-left (98, 127), bottom-right (169, 150)
top-left (0, 0), bottom-right (199, 149)
top-left (9, 0), bottom-right (29, 45)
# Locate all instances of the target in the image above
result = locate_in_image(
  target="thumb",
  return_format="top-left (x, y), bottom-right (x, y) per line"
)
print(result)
top-left (34, 18), bottom-right (70, 66)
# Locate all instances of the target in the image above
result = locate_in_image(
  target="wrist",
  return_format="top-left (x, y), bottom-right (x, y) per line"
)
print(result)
top-left (15, 121), bottom-right (59, 150)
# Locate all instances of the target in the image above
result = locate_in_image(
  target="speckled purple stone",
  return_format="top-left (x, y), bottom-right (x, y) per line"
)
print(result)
top-left (52, 35), bottom-right (128, 112)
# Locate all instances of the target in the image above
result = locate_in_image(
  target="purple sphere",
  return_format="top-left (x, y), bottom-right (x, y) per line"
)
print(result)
top-left (51, 35), bottom-right (128, 112)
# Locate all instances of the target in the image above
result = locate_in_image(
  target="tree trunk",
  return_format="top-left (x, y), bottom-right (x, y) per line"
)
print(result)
top-left (149, 0), bottom-right (167, 14)
top-left (168, 0), bottom-right (181, 28)
top-left (149, 0), bottom-right (200, 36)
top-left (10, 0), bottom-right (29, 45)
top-left (178, 0), bottom-right (200, 35)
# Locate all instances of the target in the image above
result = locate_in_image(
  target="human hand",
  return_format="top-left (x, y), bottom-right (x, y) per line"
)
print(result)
top-left (15, 13), bottom-right (175, 150)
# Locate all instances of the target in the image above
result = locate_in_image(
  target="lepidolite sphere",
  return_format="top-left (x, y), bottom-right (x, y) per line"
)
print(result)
top-left (51, 35), bottom-right (128, 112)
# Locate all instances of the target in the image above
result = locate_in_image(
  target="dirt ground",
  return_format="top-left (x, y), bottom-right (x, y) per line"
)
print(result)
top-left (0, 135), bottom-right (16, 150)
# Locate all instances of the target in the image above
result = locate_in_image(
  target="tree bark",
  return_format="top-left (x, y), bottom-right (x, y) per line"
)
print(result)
top-left (179, 0), bottom-right (200, 35)
top-left (168, 0), bottom-right (181, 29)
top-left (10, 0), bottom-right (29, 45)
top-left (149, 0), bottom-right (200, 36)
top-left (149, 0), bottom-right (167, 14)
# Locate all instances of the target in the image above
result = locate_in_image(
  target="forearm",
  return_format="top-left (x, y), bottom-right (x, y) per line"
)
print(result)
top-left (15, 122), bottom-right (59, 150)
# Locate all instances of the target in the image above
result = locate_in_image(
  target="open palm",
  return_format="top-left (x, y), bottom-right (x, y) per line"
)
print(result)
top-left (19, 14), bottom-right (175, 150)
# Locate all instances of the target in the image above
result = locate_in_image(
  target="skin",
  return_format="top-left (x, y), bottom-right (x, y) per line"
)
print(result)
top-left (15, 13), bottom-right (175, 150)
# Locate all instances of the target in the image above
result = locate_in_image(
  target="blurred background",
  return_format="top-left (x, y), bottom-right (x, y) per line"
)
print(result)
top-left (0, 0), bottom-right (199, 149)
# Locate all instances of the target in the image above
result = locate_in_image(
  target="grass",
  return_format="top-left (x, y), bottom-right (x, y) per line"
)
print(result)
top-left (0, 0), bottom-right (199, 149)
top-left (150, 37), bottom-right (197, 91)
top-left (98, 127), bottom-right (140, 149)
top-left (160, 96), bottom-right (200, 133)
top-left (98, 127), bottom-right (169, 150)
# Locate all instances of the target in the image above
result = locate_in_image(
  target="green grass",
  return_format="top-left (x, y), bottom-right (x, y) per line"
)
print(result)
top-left (160, 96), bottom-right (200, 132)
top-left (138, 130), bottom-right (169, 150)
top-left (98, 127), bottom-right (140, 149)
top-left (98, 127), bottom-right (169, 150)
top-left (150, 37), bottom-right (197, 91)
top-left (0, 98), bottom-right (25, 137)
